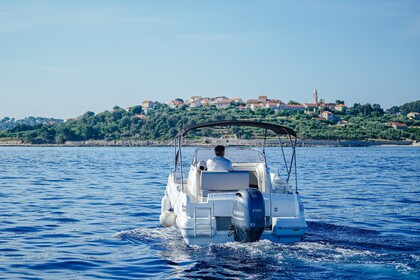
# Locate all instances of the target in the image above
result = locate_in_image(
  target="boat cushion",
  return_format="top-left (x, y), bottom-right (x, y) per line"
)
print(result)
top-left (200, 171), bottom-right (250, 196)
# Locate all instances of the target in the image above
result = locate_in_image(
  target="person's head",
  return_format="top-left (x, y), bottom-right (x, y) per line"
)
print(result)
top-left (214, 145), bottom-right (225, 157)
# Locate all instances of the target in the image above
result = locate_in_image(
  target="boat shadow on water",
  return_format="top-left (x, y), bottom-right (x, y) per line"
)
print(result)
top-left (116, 221), bottom-right (419, 279)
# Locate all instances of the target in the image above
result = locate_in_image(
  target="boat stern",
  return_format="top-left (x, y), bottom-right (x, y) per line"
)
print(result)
top-left (267, 216), bottom-right (307, 242)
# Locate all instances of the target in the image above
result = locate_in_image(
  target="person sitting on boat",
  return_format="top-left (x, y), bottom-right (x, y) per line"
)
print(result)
top-left (206, 145), bottom-right (233, 171)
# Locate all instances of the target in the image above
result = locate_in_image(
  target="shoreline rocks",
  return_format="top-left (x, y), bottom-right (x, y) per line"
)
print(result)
top-left (0, 138), bottom-right (415, 147)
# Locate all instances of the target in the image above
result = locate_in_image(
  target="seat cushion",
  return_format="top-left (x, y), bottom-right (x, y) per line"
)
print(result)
top-left (200, 171), bottom-right (249, 192)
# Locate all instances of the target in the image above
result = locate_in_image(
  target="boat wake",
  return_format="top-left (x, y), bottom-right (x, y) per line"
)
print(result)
top-left (115, 226), bottom-right (183, 245)
top-left (116, 222), bottom-right (419, 279)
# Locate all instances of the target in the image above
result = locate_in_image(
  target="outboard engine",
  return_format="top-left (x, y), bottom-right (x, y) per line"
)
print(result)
top-left (231, 188), bottom-right (265, 242)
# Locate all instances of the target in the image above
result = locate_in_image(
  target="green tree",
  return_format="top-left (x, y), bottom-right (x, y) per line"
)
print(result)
top-left (129, 106), bottom-right (142, 115)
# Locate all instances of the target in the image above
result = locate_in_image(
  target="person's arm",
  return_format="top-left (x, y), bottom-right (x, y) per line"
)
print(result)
top-left (227, 159), bottom-right (233, 171)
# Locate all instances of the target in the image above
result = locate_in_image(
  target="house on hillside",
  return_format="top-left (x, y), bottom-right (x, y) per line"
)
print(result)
top-left (200, 97), bottom-right (210, 106)
top-left (246, 98), bottom-right (264, 111)
top-left (388, 122), bottom-right (408, 130)
top-left (258, 95), bottom-right (268, 102)
top-left (141, 100), bottom-right (153, 108)
top-left (214, 96), bottom-right (228, 103)
top-left (208, 96), bottom-right (228, 105)
top-left (230, 97), bottom-right (243, 104)
top-left (304, 103), bottom-right (318, 114)
top-left (141, 100), bottom-right (158, 113)
top-left (336, 119), bottom-right (348, 126)
top-left (187, 96), bottom-right (202, 108)
top-left (246, 96), bottom-right (282, 110)
top-left (320, 111), bottom-right (335, 121)
top-left (407, 112), bottom-right (420, 120)
top-left (250, 103), bottom-right (265, 111)
top-left (265, 101), bottom-right (280, 111)
top-left (134, 114), bottom-right (148, 120)
top-left (334, 103), bottom-right (348, 112)
top-left (216, 99), bottom-right (234, 109)
top-left (246, 99), bottom-right (262, 104)
top-left (284, 104), bottom-right (305, 111)
top-left (169, 99), bottom-right (184, 108)
top-left (318, 102), bottom-right (335, 110)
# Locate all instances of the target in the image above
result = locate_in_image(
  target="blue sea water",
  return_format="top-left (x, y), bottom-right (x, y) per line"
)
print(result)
top-left (0, 146), bottom-right (419, 279)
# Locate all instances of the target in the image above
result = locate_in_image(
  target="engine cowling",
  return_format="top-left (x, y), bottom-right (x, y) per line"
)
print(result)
top-left (231, 188), bottom-right (265, 242)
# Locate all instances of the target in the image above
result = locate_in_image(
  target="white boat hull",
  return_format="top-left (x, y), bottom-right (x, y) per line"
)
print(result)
top-left (162, 174), bottom-right (307, 246)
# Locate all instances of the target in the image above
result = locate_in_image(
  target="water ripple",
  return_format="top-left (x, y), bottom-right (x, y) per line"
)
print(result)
top-left (0, 146), bottom-right (418, 279)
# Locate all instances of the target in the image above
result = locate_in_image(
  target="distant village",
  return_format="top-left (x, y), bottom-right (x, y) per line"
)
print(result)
top-left (140, 89), bottom-right (346, 118)
top-left (135, 89), bottom-right (418, 131)
top-left (1, 89), bottom-right (418, 132)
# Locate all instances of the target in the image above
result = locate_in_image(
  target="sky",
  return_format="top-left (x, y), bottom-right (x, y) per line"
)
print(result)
top-left (1, 0), bottom-right (419, 119)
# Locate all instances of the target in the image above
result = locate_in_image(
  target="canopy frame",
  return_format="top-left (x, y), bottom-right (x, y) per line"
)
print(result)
top-left (172, 120), bottom-right (299, 193)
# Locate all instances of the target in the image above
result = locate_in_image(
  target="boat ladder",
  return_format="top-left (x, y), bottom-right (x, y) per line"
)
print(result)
top-left (193, 207), bottom-right (213, 237)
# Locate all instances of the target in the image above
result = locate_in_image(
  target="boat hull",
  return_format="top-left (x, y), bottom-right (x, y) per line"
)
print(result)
top-left (162, 175), bottom-right (307, 246)
top-left (177, 224), bottom-right (307, 246)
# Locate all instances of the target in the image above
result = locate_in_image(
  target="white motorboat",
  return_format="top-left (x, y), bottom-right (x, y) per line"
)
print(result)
top-left (160, 121), bottom-right (307, 245)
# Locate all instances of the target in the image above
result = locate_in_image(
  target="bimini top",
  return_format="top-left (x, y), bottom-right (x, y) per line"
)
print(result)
top-left (176, 120), bottom-right (297, 138)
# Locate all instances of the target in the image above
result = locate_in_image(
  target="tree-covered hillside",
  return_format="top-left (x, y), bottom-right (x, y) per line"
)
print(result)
top-left (0, 117), bottom-right (63, 131)
top-left (386, 100), bottom-right (420, 115)
top-left (1, 101), bottom-right (419, 144)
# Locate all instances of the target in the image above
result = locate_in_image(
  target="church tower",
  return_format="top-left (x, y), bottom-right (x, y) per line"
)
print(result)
top-left (312, 88), bottom-right (318, 104)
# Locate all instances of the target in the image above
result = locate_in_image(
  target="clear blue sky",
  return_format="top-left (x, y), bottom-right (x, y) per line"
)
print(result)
top-left (1, 0), bottom-right (419, 119)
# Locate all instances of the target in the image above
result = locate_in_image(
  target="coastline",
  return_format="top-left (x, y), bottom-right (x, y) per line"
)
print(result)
top-left (0, 138), bottom-right (416, 147)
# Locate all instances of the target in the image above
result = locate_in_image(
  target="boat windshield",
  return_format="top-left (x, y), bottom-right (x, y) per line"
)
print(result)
top-left (193, 147), bottom-right (265, 164)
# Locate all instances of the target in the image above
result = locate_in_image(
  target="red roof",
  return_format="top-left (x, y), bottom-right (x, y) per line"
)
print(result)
top-left (247, 99), bottom-right (261, 103)
top-left (135, 114), bottom-right (148, 119)
top-left (389, 122), bottom-right (407, 127)
top-left (217, 100), bottom-right (233, 104)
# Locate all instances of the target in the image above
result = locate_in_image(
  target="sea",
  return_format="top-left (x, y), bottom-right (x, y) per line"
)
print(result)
top-left (0, 146), bottom-right (419, 279)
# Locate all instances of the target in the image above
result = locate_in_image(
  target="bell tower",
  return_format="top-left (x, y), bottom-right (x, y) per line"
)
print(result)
top-left (312, 88), bottom-right (318, 104)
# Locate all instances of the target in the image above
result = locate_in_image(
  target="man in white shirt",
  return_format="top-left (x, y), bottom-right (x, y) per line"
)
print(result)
top-left (206, 145), bottom-right (233, 171)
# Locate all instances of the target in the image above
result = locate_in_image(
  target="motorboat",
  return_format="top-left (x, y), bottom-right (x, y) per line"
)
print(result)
top-left (160, 120), bottom-right (307, 245)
